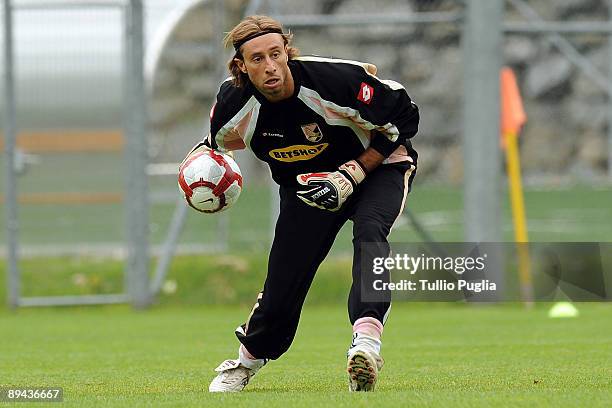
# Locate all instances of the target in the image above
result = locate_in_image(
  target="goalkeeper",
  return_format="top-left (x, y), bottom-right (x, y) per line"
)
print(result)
top-left (194, 15), bottom-right (419, 392)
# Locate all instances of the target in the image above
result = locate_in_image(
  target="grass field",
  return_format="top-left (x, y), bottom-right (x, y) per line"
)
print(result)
top-left (1, 153), bottom-right (612, 406)
top-left (1, 303), bottom-right (611, 407)
top-left (2, 183), bottom-right (612, 251)
top-left (1, 150), bottom-right (612, 253)
top-left (2, 150), bottom-right (612, 253)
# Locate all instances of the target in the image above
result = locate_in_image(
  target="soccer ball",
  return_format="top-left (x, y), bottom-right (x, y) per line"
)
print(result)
top-left (178, 148), bottom-right (243, 213)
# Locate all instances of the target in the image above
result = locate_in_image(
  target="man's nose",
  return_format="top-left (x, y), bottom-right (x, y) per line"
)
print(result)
top-left (264, 57), bottom-right (276, 72)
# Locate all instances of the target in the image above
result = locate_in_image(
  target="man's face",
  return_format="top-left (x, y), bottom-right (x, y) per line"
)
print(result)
top-left (236, 33), bottom-right (292, 101)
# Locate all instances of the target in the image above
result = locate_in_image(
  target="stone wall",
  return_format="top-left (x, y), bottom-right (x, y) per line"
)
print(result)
top-left (150, 0), bottom-right (611, 185)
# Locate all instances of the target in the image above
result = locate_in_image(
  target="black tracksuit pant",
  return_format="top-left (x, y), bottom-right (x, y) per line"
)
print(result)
top-left (235, 161), bottom-right (415, 360)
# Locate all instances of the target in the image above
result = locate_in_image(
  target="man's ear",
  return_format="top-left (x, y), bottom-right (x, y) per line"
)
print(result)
top-left (235, 58), bottom-right (247, 74)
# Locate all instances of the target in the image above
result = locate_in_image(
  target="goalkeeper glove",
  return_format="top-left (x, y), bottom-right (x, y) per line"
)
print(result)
top-left (296, 160), bottom-right (367, 211)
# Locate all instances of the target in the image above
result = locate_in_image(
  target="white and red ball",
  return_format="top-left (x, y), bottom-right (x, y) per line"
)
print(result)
top-left (178, 149), bottom-right (242, 213)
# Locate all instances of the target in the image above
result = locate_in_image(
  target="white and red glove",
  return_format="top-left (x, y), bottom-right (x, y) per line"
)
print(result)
top-left (296, 160), bottom-right (367, 211)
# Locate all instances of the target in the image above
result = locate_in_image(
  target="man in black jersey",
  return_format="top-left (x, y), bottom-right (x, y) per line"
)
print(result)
top-left (201, 15), bottom-right (419, 393)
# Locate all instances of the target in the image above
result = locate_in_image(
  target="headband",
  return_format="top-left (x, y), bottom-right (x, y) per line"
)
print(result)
top-left (233, 28), bottom-right (284, 51)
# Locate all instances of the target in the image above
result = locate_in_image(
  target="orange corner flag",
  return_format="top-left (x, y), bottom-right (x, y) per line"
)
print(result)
top-left (500, 67), bottom-right (527, 136)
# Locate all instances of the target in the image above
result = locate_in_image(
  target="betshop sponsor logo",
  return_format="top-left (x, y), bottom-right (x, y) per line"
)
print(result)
top-left (268, 143), bottom-right (329, 162)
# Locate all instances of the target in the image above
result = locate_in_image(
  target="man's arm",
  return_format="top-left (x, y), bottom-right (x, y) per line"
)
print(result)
top-left (357, 147), bottom-right (385, 173)
top-left (295, 98), bottom-right (412, 212)
top-left (296, 59), bottom-right (419, 211)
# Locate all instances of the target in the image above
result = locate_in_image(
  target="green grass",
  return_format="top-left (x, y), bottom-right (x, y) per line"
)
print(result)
top-left (0, 254), bottom-right (356, 304)
top-left (3, 245), bottom-right (611, 306)
top-left (1, 161), bottom-right (611, 406)
top-left (3, 184), bottom-right (612, 252)
top-left (2, 152), bottom-right (612, 249)
top-left (1, 303), bottom-right (611, 406)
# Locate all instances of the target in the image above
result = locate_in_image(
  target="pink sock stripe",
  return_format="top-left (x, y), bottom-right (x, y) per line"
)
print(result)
top-left (240, 344), bottom-right (256, 360)
top-left (353, 317), bottom-right (383, 337)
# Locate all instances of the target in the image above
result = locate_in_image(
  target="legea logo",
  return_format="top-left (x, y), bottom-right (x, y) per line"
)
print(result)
top-left (269, 143), bottom-right (329, 162)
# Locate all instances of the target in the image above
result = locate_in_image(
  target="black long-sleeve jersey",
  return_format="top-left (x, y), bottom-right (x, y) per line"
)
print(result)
top-left (198, 56), bottom-right (419, 186)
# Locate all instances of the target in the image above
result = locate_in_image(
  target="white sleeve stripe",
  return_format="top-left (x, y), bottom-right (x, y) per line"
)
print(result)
top-left (298, 85), bottom-right (400, 144)
top-left (380, 79), bottom-right (405, 91)
top-left (243, 102), bottom-right (260, 148)
top-left (295, 56), bottom-right (378, 77)
top-left (215, 96), bottom-right (260, 151)
top-left (298, 87), bottom-right (369, 148)
top-left (297, 56), bottom-right (409, 94)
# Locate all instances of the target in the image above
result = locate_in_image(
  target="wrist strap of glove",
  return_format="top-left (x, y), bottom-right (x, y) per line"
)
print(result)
top-left (339, 159), bottom-right (367, 187)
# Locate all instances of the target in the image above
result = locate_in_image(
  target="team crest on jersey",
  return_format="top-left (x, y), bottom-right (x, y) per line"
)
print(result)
top-left (301, 123), bottom-right (323, 143)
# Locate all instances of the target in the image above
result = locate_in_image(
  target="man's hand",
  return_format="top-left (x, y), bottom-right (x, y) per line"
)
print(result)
top-left (296, 160), bottom-right (367, 211)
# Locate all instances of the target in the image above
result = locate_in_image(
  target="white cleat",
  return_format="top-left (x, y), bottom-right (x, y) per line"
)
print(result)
top-left (208, 359), bottom-right (258, 392)
top-left (347, 349), bottom-right (384, 392)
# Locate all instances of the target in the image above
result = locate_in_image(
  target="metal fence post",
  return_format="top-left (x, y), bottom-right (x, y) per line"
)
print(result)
top-left (462, 0), bottom-right (504, 298)
top-left (2, 0), bottom-right (20, 308)
top-left (609, 0), bottom-right (612, 181)
top-left (124, 0), bottom-right (150, 308)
